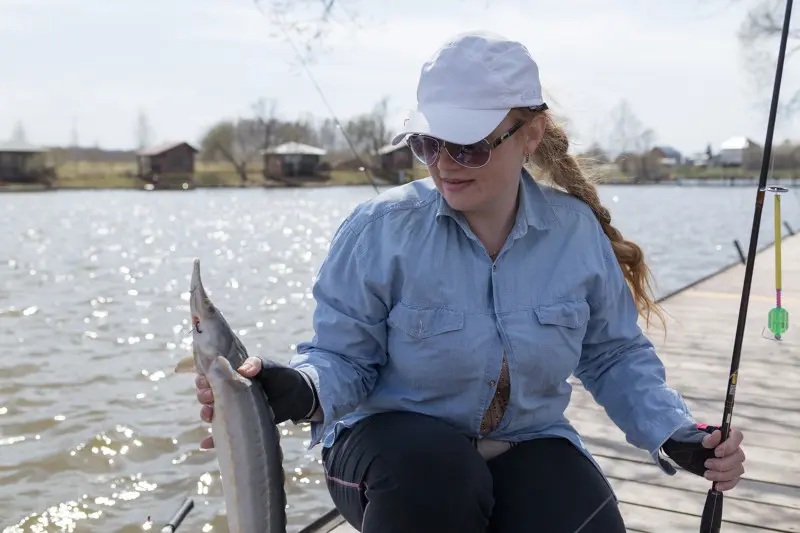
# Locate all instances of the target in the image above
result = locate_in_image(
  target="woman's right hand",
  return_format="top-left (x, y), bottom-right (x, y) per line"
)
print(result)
top-left (195, 357), bottom-right (263, 449)
top-left (195, 355), bottom-right (317, 449)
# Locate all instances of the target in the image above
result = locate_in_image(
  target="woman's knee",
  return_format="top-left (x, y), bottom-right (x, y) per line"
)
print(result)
top-left (325, 412), bottom-right (494, 532)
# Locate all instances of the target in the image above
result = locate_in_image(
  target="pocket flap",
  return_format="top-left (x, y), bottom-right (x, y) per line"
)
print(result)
top-left (388, 303), bottom-right (464, 339)
top-left (533, 300), bottom-right (590, 329)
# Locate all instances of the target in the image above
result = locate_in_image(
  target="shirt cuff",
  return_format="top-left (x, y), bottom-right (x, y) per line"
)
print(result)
top-left (651, 419), bottom-right (698, 475)
top-left (293, 369), bottom-right (324, 423)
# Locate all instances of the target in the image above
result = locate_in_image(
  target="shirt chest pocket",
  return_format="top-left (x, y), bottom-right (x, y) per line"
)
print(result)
top-left (386, 303), bottom-right (467, 372)
top-left (531, 299), bottom-right (591, 362)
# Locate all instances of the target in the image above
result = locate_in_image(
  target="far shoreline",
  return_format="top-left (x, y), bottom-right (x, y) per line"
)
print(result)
top-left (1, 170), bottom-right (797, 194)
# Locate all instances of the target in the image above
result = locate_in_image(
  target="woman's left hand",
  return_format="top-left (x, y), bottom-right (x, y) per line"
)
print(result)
top-left (701, 427), bottom-right (746, 491)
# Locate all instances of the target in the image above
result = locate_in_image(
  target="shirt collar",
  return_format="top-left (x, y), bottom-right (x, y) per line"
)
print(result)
top-left (435, 169), bottom-right (557, 232)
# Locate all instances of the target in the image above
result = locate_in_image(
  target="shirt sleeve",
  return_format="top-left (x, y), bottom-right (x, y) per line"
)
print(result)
top-left (574, 233), bottom-right (696, 474)
top-left (288, 216), bottom-right (390, 448)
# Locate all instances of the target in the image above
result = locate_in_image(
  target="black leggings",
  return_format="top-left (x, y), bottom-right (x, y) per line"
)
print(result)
top-left (321, 411), bottom-right (626, 533)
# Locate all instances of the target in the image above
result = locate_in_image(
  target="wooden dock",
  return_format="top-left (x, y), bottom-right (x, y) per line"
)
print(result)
top-left (308, 234), bottom-right (800, 533)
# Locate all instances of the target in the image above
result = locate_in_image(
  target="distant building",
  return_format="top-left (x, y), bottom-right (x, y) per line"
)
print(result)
top-left (718, 136), bottom-right (762, 169)
top-left (262, 142), bottom-right (327, 179)
top-left (136, 141), bottom-right (198, 180)
top-left (0, 140), bottom-right (54, 183)
top-left (649, 145), bottom-right (683, 166)
top-left (377, 139), bottom-right (413, 172)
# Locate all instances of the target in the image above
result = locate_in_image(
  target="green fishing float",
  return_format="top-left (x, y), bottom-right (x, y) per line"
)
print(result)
top-left (767, 185), bottom-right (790, 339)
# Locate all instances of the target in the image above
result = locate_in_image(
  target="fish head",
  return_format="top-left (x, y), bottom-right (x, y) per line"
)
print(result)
top-left (189, 259), bottom-right (239, 375)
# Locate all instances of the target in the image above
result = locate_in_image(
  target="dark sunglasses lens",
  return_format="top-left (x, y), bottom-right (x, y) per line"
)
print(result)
top-left (408, 136), bottom-right (440, 165)
top-left (446, 141), bottom-right (491, 168)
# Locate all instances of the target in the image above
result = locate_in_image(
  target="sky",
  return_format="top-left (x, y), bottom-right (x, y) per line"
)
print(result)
top-left (1, 0), bottom-right (798, 157)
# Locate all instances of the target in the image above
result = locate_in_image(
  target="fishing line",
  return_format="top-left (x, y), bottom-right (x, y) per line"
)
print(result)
top-left (251, 0), bottom-right (382, 195)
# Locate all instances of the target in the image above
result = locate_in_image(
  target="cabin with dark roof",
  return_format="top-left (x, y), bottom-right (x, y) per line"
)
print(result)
top-left (135, 141), bottom-right (198, 181)
top-left (377, 139), bottom-right (413, 172)
top-left (0, 140), bottom-right (55, 184)
top-left (650, 145), bottom-right (683, 166)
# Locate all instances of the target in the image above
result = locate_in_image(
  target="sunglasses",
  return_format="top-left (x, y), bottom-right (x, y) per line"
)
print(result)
top-left (407, 120), bottom-right (525, 169)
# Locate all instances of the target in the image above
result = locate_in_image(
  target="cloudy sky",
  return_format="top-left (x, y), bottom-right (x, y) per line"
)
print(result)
top-left (1, 0), bottom-right (797, 156)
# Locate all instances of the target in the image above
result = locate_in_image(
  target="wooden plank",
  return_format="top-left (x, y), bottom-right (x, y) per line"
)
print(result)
top-left (568, 399), bottom-right (800, 464)
top-left (569, 414), bottom-right (800, 487)
top-left (609, 474), bottom-right (800, 532)
top-left (568, 387), bottom-right (800, 449)
top-left (617, 502), bottom-right (777, 533)
top-left (594, 454), bottom-right (800, 511)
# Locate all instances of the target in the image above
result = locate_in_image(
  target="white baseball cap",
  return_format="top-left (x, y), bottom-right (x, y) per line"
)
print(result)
top-left (390, 30), bottom-right (547, 146)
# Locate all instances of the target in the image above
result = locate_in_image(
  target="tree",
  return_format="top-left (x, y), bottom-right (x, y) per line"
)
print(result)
top-left (317, 117), bottom-right (341, 151)
top-left (606, 99), bottom-right (646, 156)
top-left (200, 119), bottom-right (264, 185)
top-left (11, 121), bottom-right (26, 143)
top-left (252, 98), bottom-right (280, 153)
top-left (604, 100), bottom-right (663, 180)
top-left (737, 0), bottom-right (800, 121)
top-left (253, 0), bottom-right (361, 65)
top-left (343, 96), bottom-right (392, 160)
top-left (135, 110), bottom-right (154, 150)
top-left (579, 142), bottom-right (610, 164)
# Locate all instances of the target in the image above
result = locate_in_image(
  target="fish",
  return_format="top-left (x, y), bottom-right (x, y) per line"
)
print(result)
top-left (174, 258), bottom-right (287, 533)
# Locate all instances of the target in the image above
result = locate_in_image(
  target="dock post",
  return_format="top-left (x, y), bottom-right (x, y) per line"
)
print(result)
top-left (733, 239), bottom-right (747, 264)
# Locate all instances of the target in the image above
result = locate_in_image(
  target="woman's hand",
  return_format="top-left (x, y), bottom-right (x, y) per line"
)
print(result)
top-left (701, 427), bottom-right (746, 492)
top-left (195, 357), bottom-right (263, 449)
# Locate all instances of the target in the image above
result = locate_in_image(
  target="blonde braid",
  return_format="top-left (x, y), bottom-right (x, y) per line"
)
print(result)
top-left (514, 109), bottom-right (665, 330)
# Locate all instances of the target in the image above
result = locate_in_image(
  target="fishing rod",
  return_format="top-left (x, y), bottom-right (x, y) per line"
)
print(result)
top-left (160, 497), bottom-right (194, 532)
top-left (252, 0), bottom-right (382, 195)
top-left (699, 0), bottom-right (794, 531)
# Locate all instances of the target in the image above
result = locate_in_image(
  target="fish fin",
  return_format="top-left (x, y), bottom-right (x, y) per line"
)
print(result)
top-left (173, 356), bottom-right (197, 374)
top-left (215, 355), bottom-right (252, 389)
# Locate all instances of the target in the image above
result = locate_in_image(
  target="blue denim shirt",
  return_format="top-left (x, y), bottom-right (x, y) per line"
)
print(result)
top-left (290, 170), bottom-right (696, 476)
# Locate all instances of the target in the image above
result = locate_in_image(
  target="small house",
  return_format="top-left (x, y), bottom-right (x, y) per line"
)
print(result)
top-left (0, 140), bottom-right (53, 183)
top-left (718, 136), bottom-right (763, 169)
top-left (377, 139), bottom-right (413, 172)
top-left (136, 141), bottom-right (198, 180)
top-left (262, 142), bottom-right (327, 179)
top-left (649, 146), bottom-right (683, 166)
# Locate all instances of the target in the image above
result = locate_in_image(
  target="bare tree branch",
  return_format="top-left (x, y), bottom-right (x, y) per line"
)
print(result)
top-left (737, 0), bottom-right (799, 121)
top-left (253, 0), bottom-right (363, 66)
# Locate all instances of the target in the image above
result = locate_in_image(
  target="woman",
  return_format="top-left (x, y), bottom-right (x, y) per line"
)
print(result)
top-left (193, 31), bottom-right (746, 532)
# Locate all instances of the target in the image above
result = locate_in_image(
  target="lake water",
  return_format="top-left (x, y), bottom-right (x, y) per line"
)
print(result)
top-left (1, 183), bottom-right (799, 532)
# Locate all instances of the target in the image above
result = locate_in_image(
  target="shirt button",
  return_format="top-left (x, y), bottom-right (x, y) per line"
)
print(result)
top-left (489, 380), bottom-right (497, 387)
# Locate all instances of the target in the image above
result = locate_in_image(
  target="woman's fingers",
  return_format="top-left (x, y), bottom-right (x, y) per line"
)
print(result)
top-left (197, 387), bottom-right (213, 405)
top-left (238, 357), bottom-right (262, 377)
top-left (195, 374), bottom-right (209, 390)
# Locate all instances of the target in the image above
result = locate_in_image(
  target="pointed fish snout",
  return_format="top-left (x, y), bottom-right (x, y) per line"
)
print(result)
top-left (190, 259), bottom-right (212, 319)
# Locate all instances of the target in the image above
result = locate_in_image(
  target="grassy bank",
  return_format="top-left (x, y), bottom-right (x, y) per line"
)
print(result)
top-left (0, 160), bottom-right (423, 192)
top-left (4, 158), bottom-right (795, 193)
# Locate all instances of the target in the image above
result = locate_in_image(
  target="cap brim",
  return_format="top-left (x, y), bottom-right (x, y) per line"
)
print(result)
top-left (391, 106), bottom-right (509, 145)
